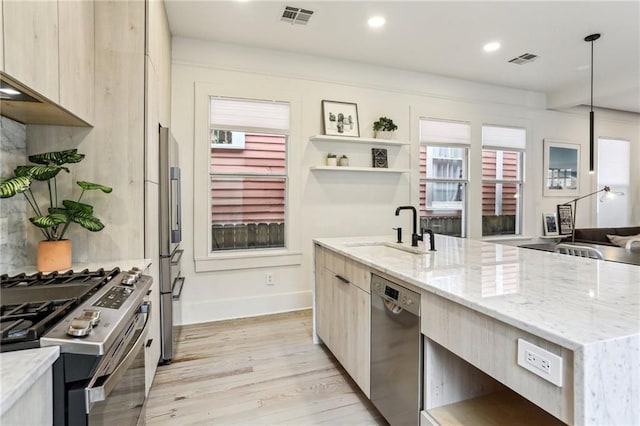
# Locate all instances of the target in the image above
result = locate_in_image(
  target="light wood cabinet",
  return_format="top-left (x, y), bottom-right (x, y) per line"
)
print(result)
top-left (421, 292), bottom-right (573, 425)
top-left (3, 0), bottom-right (59, 102)
top-left (58, 0), bottom-right (94, 124)
top-left (315, 245), bottom-right (371, 396)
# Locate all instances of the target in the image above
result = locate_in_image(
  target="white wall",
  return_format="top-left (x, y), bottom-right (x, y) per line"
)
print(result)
top-left (171, 38), bottom-right (640, 325)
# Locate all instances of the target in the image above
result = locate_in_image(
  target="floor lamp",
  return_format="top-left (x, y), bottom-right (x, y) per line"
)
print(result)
top-left (561, 186), bottom-right (612, 243)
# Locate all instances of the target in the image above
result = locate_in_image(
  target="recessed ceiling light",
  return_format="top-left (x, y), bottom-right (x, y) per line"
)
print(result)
top-left (368, 16), bottom-right (385, 28)
top-left (483, 42), bottom-right (501, 52)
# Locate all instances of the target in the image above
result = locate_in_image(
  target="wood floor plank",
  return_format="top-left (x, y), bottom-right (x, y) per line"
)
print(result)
top-left (143, 309), bottom-right (385, 425)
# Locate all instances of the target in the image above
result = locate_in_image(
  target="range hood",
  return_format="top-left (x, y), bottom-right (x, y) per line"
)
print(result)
top-left (0, 72), bottom-right (90, 127)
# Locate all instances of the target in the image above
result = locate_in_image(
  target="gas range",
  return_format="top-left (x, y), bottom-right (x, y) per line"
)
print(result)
top-left (0, 267), bottom-right (153, 425)
top-left (0, 267), bottom-right (151, 354)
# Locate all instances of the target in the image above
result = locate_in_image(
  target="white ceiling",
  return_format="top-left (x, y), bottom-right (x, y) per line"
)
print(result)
top-left (164, 1), bottom-right (640, 113)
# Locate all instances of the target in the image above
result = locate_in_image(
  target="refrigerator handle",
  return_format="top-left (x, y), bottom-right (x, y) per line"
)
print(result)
top-left (171, 249), bottom-right (184, 265)
top-left (171, 166), bottom-right (182, 243)
top-left (172, 276), bottom-right (185, 301)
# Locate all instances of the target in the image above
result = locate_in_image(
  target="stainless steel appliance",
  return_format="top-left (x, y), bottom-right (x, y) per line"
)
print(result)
top-left (0, 267), bottom-right (152, 425)
top-left (159, 126), bottom-right (184, 363)
top-left (370, 274), bottom-right (422, 426)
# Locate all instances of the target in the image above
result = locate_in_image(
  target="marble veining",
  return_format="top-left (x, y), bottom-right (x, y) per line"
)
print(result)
top-left (0, 346), bottom-right (59, 415)
top-left (315, 235), bottom-right (640, 425)
top-left (0, 117), bottom-right (28, 272)
top-left (315, 235), bottom-right (639, 350)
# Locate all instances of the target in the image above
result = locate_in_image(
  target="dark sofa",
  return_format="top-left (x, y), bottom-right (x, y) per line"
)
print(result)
top-left (563, 226), bottom-right (640, 246)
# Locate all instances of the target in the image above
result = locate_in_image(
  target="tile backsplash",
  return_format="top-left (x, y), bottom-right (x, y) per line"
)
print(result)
top-left (0, 116), bottom-right (27, 271)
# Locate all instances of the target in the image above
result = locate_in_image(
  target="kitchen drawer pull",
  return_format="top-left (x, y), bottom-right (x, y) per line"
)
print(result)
top-left (335, 274), bottom-right (350, 284)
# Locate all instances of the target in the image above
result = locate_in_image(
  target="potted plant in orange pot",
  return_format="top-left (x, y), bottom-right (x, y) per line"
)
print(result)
top-left (0, 149), bottom-right (112, 272)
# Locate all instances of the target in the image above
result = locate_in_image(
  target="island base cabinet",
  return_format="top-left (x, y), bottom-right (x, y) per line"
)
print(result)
top-left (421, 292), bottom-right (573, 425)
top-left (315, 245), bottom-right (370, 397)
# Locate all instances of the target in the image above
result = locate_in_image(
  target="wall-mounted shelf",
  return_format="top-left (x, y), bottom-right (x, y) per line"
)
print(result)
top-left (310, 166), bottom-right (409, 174)
top-left (310, 135), bottom-right (410, 146)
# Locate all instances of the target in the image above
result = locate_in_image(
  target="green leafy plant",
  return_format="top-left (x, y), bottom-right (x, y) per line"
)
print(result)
top-left (327, 153), bottom-right (337, 158)
top-left (373, 116), bottom-right (398, 132)
top-left (0, 149), bottom-right (112, 241)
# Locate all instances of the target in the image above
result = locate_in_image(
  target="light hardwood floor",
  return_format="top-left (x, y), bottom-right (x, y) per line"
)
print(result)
top-left (143, 309), bottom-right (386, 425)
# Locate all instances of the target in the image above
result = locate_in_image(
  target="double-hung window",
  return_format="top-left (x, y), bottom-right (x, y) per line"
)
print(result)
top-left (419, 118), bottom-right (470, 237)
top-left (209, 97), bottom-right (289, 251)
top-left (481, 125), bottom-right (526, 236)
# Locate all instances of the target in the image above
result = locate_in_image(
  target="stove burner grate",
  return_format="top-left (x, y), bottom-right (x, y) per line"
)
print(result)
top-left (0, 267), bottom-right (121, 351)
top-left (0, 267), bottom-right (120, 288)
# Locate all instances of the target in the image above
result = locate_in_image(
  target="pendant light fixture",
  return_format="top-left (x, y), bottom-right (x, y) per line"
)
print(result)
top-left (584, 33), bottom-right (600, 173)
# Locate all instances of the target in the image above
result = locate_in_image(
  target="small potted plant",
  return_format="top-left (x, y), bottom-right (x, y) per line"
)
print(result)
top-left (326, 153), bottom-right (337, 166)
top-left (373, 117), bottom-right (398, 139)
top-left (0, 149), bottom-right (112, 272)
top-left (338, 155), bottom-right (349, 167)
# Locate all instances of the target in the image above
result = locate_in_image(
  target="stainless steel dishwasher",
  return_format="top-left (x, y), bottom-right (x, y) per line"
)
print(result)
top-left (371, 274), bottom-right (422, 426)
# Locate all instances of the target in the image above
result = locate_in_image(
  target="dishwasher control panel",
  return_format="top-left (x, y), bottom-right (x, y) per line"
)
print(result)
top-left (372, 274), bottom-right (420, 316)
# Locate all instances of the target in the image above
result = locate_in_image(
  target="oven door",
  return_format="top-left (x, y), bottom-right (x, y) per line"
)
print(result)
top-left (84, 303), bottom-right (150, 425)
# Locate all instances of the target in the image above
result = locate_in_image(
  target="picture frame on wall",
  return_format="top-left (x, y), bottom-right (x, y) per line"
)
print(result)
top-left (557, 204), bottom-right (573, 235)
top-left (372, 148), bottom-right (388, 168)
top-left (322, 100), bottom-right (360, 137)
top-left (542, 213), bottom-right (559, 236)
top-left (543, 139), bottom-right (580, 197)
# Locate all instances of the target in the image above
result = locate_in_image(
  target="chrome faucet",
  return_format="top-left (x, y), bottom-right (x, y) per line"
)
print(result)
top-left (395, 206), bottom-right (422, 247)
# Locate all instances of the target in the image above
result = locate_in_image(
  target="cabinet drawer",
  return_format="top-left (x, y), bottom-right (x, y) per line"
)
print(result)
top-left (421, 293), bottom-right (574, 425)
top-left (317, 246), bottom-right (370, 293)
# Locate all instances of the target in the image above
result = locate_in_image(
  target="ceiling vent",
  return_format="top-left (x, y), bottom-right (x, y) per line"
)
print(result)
top-left (281, 6), bottom-right (314, 25)
top-left (508, 53), bottom-right (539, 65)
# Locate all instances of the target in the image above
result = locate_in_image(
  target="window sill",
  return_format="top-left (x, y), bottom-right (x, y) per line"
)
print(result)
top-left (195, 249), bottom-right (303, 272)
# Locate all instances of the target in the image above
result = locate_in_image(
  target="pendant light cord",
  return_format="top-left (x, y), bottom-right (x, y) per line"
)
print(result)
top-left (590, 40), bottom-right (594, 112)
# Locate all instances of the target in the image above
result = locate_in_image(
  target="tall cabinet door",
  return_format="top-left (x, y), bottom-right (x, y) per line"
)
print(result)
top-left (58, 0), bottom-right (94, 124)
top-left (3, 0), bottom-right (59, 101)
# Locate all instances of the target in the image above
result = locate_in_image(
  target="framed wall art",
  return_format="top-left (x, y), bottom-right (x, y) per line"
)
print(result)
top-left (372, 148), bottom-right (388, 168)
top-left (542, 212), bottom-right (559, 236)
top-left (557, 204), bottom-right (573, 235)
top-left (543, 140), bottom-right (580, 197)
top-left (322, 100), bottom-right (360, 137)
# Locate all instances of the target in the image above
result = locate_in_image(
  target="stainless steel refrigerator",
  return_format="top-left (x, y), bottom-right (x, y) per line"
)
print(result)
top-left (159, 126), bottom-right (184, 363)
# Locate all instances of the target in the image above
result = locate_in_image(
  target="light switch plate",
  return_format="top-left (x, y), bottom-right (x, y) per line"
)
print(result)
top-left (517, 338), bottom-right (563, 387)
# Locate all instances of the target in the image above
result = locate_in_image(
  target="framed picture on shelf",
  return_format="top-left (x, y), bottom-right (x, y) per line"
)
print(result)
top-left (322, 100), bottom-right (360, 137)
top-left (557, 204), bottom-right (573, 235)
top-left (372, 148), bottom-right (388, 168)
top-left (542, 213), bottom-right (559, 236)
top-left (543, 139), bottom-right (580, 197)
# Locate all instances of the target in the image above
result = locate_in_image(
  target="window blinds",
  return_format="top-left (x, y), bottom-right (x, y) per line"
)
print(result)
top-left (482, 125), bottom-right (526, 151)
top-left (210, 97), bottom-right (290, 133)
top-left (420, 118), bottom-right (471, 146)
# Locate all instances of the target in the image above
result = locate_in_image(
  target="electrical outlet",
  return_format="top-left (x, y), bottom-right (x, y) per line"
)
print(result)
top-left (517, 339), bottom-right (563, 387)
top-left (266, 273), bottom-right (274, 286)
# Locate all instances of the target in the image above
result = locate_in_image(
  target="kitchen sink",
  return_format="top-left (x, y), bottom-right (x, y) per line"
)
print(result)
top-left (344, 241), bottom-right (432, 255)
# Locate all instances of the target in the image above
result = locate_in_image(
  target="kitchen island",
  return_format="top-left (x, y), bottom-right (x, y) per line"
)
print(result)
top-left (314, 235), bottom-right (639, 426)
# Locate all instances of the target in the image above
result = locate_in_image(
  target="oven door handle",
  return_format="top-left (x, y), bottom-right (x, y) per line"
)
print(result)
top-left (85, 302), bottom-right (151, 412)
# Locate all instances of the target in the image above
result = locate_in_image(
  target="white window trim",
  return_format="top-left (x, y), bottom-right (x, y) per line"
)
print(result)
top-left (194, 82), bottom-right (303, 272)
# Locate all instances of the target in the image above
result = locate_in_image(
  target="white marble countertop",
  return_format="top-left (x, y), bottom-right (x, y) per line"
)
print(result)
top-left (314, 235), bottom-right (640, 351)
top-left (0, 346), bottom-right (59, 415)
top-left (2, 258), bottom-right (152, 276)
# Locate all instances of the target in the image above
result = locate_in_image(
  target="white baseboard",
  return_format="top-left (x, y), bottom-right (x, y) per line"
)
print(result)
top-left (176, 290), bottom-right (312, 325)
